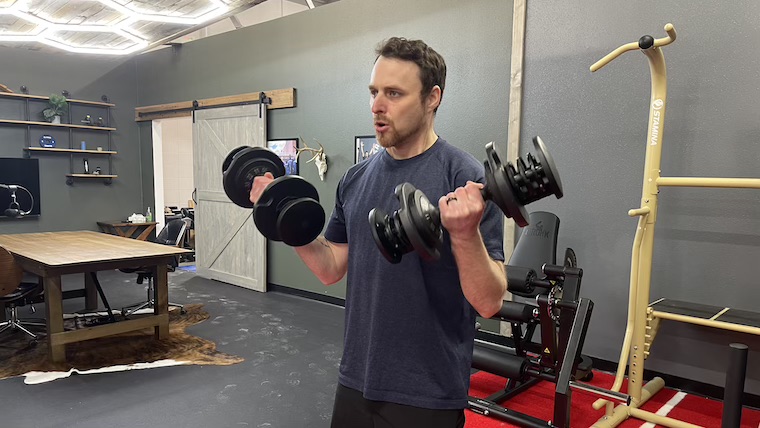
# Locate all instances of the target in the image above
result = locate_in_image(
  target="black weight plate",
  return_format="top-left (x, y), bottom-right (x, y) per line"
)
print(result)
top-left (395, 183), bottom-right (439, 262)
top-left (278, 198), bottom-right (325, 247)
top-left (532, 136), bottom-right (563, 199)
top-left (223, 147), bottom-right (286, 209)
top-left (222, 146), bottom-right (250, 174)
top-left (408, 189), bottom-right (442, 258)
top-left (484, 145), bottom-right (529, 227)
top-left (369, 208), bottom-right (403, 264)
top-left (254, 176), bottom-right (319, 242)
top-left (222, 147), bottom-right (256, 208)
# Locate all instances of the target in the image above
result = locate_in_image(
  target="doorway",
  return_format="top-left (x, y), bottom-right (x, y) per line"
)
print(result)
top-left (151, 116), bottom-right (195, 233)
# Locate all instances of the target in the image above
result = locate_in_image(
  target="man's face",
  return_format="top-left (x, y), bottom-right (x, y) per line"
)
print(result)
top-left (369, 56), bottom-right (431, 149)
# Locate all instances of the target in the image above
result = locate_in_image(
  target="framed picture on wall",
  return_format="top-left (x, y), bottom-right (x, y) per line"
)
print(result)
top-left (355, 135), bottom-right (382, 164)
top-left (267, 138), bottom-right (299, 175)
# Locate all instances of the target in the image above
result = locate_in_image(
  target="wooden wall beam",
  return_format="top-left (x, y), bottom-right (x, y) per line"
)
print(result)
top-left (505, 0), bottom-right (526, 260)
top-left (134, 88), bottom-right (296, 122)
top-left (501, 0), bottom-right (527, 336)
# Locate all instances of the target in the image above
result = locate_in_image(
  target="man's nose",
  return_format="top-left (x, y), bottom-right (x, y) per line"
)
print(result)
top-left (371, 94), bottom-right (386, 114)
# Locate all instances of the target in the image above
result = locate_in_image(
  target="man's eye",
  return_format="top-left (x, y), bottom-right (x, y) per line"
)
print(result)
top-left (389, 91), bottom-right (400, 97)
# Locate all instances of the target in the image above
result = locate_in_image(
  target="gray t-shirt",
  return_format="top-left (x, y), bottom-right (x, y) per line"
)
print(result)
top-left (325, 138), bottom-right (504, 409)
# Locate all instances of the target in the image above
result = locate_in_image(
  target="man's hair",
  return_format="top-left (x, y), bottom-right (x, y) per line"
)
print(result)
top-left (375, 37), bottom-right (446, 112)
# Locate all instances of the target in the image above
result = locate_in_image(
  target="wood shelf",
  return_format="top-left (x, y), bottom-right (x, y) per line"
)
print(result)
top-left (67, 174), bottom-right (118, 178)
top-left (25, 147), bottom-right (117, 155)
top-left (1, 92), bottom-right (118, 185)
top-left (0, 91), bottom-right (115, 107)
top-left (66, 173), bottom-right (117, 185)
top-left (0, 119), bottom-right (116, 131)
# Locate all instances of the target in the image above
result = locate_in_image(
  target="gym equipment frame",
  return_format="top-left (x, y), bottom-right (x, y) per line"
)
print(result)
top-left (589, 23), bottom-right (760, 428)
top-left (468, 264), bottom-right (618, 428)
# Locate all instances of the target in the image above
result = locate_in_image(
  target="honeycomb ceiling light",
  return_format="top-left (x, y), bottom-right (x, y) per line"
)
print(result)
top-left (0, 0), bottom-right (230, 55)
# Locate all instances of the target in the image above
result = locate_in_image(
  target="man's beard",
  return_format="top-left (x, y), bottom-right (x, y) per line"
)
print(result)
top-left (376, 115), bottom-right (426, 149)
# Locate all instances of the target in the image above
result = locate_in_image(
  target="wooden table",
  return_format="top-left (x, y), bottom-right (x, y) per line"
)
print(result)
top-left (0, 231), bottom-right (190, 363)
top-left (97, 221), bottom-right (158, 241)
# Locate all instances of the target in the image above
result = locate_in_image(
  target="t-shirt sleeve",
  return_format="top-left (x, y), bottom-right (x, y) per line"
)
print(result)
top-left (324, 173), bottom-right (348, 244)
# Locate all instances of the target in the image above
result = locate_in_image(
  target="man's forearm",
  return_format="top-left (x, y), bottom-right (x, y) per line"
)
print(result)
top-left (294, 236), bottom-right (346, 285)
top-left (450, 231), bottom-right (507, 318)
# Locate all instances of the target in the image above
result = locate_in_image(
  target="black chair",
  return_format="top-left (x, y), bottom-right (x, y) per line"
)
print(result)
top-left (120, 218), bottom-right (189, 317)
top-left (179, 207), bottom-right (195, 262)
top-left (0, 247), bottom-right (45, 341)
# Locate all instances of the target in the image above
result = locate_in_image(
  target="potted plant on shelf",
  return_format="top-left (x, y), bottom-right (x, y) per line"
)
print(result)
top-left (43, 94), bottom-right (68, 124)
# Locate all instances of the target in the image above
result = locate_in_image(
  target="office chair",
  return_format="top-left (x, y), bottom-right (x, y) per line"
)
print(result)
top-left (120, 218), bottom-right (189, 317)
top-left (179, 207), bottom-right (195, 262)
top-left (0, 246), bottom-right (45, 341)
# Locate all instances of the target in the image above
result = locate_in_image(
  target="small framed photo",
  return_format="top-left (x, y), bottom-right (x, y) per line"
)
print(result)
top-left (355, 135), bottom-right (382, 164)
top-left (267, 138), bottom-right (299, 175)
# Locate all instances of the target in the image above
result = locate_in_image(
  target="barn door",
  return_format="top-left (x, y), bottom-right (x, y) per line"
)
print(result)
top-left (193, 104), bottom-right (267, 292)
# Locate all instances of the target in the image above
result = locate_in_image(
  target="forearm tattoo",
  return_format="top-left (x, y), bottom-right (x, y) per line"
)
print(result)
top-left (315, 236), bottom-right (330, 248)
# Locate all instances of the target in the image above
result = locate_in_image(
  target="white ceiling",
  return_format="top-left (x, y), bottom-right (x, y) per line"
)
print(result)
top-left (0, 0), bottom-right (340, 55)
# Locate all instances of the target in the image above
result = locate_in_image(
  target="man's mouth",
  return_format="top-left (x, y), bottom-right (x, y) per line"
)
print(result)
top-left (374, 120), bottom-right (389, 133)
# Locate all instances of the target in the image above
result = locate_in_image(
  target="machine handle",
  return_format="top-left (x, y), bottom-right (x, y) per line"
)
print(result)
top-left (590, 23), bottom-right (677, 72)
top-left (627, 206), bottom-right (650, 217)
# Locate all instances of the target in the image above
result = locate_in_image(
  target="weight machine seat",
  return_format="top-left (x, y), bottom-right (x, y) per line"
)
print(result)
top-left (510, 211), bottom-right (558, 293)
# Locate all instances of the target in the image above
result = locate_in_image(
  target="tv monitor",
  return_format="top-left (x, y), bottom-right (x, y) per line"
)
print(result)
top-left (0, 157), bottom-right (41, 218)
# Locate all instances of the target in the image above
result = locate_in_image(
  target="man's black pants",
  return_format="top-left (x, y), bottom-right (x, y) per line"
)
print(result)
top-left (330, 383), bottom-right (466, 428)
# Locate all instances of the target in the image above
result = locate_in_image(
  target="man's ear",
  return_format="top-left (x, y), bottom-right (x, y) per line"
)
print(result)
top-left (427, 85), bottom-right (442, 112)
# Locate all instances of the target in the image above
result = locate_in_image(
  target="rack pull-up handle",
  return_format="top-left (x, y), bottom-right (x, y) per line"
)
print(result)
top-left (590, 23), bottom-right (677, 72)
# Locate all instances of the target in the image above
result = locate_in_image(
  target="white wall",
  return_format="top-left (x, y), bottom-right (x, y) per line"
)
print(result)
top-left (160, 116), bottom-right (194, 210)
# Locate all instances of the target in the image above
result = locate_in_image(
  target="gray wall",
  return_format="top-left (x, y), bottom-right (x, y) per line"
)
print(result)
top-left (0, 47), bottom-right (143, 233)
top-left (134, 0), bottom-right (513, 300)
top-left (520, 1), bottom-right (760, 393)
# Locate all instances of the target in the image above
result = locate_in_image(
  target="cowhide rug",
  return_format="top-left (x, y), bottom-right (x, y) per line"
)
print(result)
top-left (0, 303), bottom-right (243, 384)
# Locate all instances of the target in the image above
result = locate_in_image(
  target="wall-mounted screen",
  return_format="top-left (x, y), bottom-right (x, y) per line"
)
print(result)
top-left (355, 135), bottom-right (382, 164)
top-left (267, 138), bottom-right (299, 175)
top-left (0, 158), bottom-right (41, 218)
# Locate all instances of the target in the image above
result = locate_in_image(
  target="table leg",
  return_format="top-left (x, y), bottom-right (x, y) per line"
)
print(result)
top-left (44, 275), bottom-right (65, 363)
top-left (153, 263), bottom-right (169, 339)
top-left (84, 271), bottom-right (98, 310)
top-left (136, 224), bottom-right (157, 241)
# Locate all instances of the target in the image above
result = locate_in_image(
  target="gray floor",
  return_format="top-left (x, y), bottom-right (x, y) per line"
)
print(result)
top-left (0, 268), bottom-right (345, 428)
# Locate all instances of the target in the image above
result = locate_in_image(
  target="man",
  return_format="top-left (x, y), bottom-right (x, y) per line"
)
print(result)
top-left (250, 37), bottom-right (506, 428)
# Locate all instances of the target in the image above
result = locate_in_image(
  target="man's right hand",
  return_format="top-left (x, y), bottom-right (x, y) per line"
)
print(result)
top-left (249, 172), bottom-right (275, 204)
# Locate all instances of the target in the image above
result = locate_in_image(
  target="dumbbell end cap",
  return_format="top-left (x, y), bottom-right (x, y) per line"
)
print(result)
top-left (278, 198), bottom-right (325, 247)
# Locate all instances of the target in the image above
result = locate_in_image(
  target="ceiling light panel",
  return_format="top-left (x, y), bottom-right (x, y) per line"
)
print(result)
top-left (0, 0), bottom-right (234, 55)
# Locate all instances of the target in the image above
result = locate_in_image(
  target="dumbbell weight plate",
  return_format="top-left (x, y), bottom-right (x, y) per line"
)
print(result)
top-left (221, 146), bottom-right (250, 173)
top-left (369, 208), bottom-right (406, 264)
top-left (254, 176), bottom-right (322, 244)
top-left (395, 183), bottom-right (441, 261)
top-left (222, 147), bottom-right (286, 208)
top-left (532, 136), bottom-right (563, 199)
top-left (277, 198), bottom-right (325, 247)
top-left (484, 143), bottom-right (530, 227)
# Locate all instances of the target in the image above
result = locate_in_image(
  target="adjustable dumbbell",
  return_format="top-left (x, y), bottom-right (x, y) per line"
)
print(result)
top-left (222, 146), bottom-right (325, 247)
top-left (369, 136), bottom-right (563, 263)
